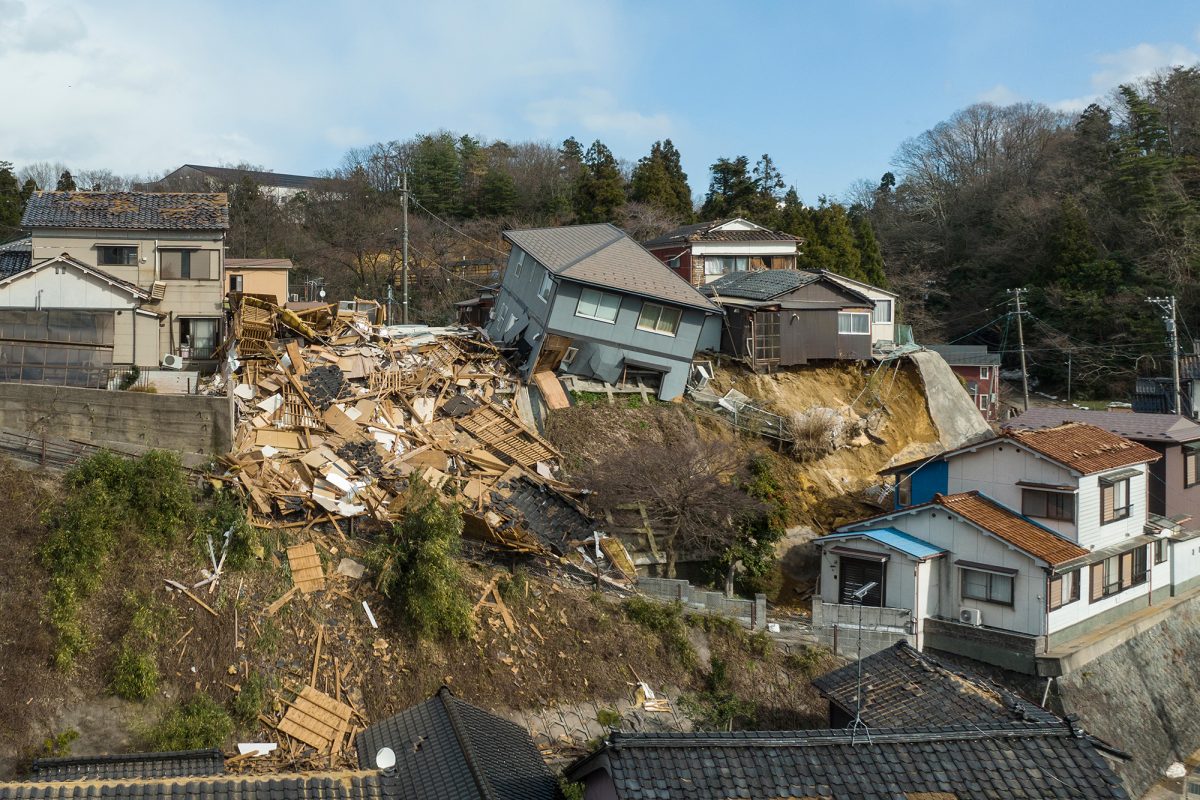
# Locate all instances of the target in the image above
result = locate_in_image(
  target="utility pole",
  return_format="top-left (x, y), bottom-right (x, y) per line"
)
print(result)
top-left (1066, 351), bottom-right (1072, 405)
top-left (1148, 296), bottom-right (1182, 414)
top-left (1008, 288), bottom-right (1030, 411)
top-left (401, 171), bottom-right (410, 325)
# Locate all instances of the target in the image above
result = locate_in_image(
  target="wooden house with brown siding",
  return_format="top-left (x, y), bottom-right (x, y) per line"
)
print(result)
top-left (642, 218), bottom-right (801, 287)
top-left (700, 270), bottom-right (875, 369)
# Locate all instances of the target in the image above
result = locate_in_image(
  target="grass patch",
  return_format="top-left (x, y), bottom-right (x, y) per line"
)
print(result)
top-left (143, 694), bottom-right (233, 751)
top-left (596, 708), bottom-right (622, 728)
top-left (622, 596), bottom-right (696, 668)
top-left (232, 673), bottom-right (270, 727)
top-left (496, 569), bottom-right (528, 605)
top-left (39, 729), bottom-right (79, 758)
top-left (110, 647), bottom-right (159, 701)
top-left (680, 656), bottom-right (756, 731)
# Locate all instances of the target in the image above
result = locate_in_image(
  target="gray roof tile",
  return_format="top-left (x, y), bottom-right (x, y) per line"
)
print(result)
top-left (1007, 407), bottom-right (1200, 444)
top-left (31, 750), bottom-right (224, 782)
top-left (355, 687), bottom-right (558, 800)
top-left (0, 236), bottom-right (31, 278)
top-left (568, 724), bottom-right (1129, 799)
top-left (700, 269), bottom-right (823, 301)
top-left (504, 224), bottom-right (718, 312)
top-left (642, 218), bottom-right (799, 248)
top-left (811, 641), bottom-right (1058, 727)
top-left (22, 192), bottom-right (229, 231)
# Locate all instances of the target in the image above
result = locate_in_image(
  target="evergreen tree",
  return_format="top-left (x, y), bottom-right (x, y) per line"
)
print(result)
top-left (701, 156), bottom-right (754, 219)
top-left (55, 170), bottom-right (76, 191)
top-left (456, 135), bottom-right (487, 216)
top-left (749, 154), bottom-right (786, 224)
top-left (630, 139), bottom-right (692, 220)
top-left (798, 200), bottom-right (862, 280)
top-left (573, 140), bottom-right (626, 224)
top-left (20, 178), bottom-right (36, 205)
top-left (0, 162), bottom-right (23, 239)
top-left (1112, 85), bottom-right (1174, 211)
top-left (852, 215), bottom-right (887, 287)
top-left (478, 167), bottom-right (517, 217)
top-left (409, 132), bottom-right (462, 217)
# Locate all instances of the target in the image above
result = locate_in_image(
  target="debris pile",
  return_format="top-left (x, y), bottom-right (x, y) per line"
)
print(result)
top-left (215, 298), bottom-right (634, 576)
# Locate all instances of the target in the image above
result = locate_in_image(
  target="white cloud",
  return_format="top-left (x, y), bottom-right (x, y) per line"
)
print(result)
top-left (525, 88), bottom-right (672, 142)
top-left (978, 83), bottom-right (1021, 105)
top-left (1053, 41), bottom-right (1200, 112)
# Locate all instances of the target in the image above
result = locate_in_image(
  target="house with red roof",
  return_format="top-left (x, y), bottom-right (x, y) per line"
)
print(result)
top-left (814, 422), bottom-right (1200, 675)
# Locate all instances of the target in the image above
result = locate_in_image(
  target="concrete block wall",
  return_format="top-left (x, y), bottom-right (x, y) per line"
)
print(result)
top-left (0, 383), bottom-right (232, 462)
top-left (636, 577), bottom-right (768, 630)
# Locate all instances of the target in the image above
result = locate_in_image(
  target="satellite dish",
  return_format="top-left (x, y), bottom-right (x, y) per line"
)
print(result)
top-left (376, 747), bottom-right (396, 771)
top-left (319, 289), bottom-right (327, 300)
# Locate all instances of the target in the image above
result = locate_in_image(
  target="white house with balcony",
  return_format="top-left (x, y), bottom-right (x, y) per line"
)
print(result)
top-left (814, 422), bottom-right (1200, 675)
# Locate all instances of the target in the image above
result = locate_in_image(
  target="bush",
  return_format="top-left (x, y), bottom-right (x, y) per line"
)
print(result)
top-left (786, 408), bottom-right (840, 462)
top-left (204, 488), bottom-right (259, 570)
top-left (596, 708), bottom-right (622, 728)
top-left (366, 479), bottom-right (473, 640)
top-left (143, 694), bottom-right (233, 751)
top-left (232, 673), bottom-right (270, 726)
top-left (39, 730), bottom-right (79, 758)
top-left (680, 657), bottom-right (755, 731)
top-left (496, 569), bottom-right (527, 605)
top-left (110, 646), bottom-right (159, 701)
top-left (622, 596), bottom-right (696, 668)
top-left (117, 366), bottom-right (140, 391)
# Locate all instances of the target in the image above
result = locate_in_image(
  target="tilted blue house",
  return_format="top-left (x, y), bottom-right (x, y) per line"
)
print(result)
top-left (486, 223), bottom-right (723, 401)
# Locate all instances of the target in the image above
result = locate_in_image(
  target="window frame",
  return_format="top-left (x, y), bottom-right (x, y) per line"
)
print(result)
top-left (1100, 477), bottom-right (1132, 524)
top-left (537, 271), bottom-right (554, 302)
top-left (837, 311), bottom-right (872, 335)
top-left (872, 299), bottom-right (893, 324)
top-left (574, 287), bottom-right (621, 324)
top-left (1186, 447), bottom-right (1200, 489)
top-left (980, 366), bottom-right (990, 380)
top-left (960, 566), bottom-right (1015, 607)
top-left (1021, 488), bottom-right (1075, 522)
top-left (1155, 538), bottom-right (1169, 564)
top-left (895, 473), bottom-right (912, 507)
top-left (636, 302), bottom-right (682, 337)
top-left (96, 245), bottom-right (138, 266)
top-left (1048, 569), bottom-right (1080, 611)
top-left (1089, 545), bottom-right (1149, 602)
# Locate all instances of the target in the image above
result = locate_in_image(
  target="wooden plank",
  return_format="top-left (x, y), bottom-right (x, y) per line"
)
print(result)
top-left (277, 686), bottom-right (352, 752)
top-left (265, 586), bottom-right (299, 616)
top-left (287, 542), bottom-right (326, 593)
top-left (532, 370), bottom-right (571, 410)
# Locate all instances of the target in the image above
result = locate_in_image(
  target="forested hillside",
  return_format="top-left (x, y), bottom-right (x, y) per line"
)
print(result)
top-left (3, 66), bottom-right (1199, 396)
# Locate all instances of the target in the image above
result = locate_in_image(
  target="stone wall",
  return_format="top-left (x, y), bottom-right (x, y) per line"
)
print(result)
top-left (1056, 594), bottom-right (1200, 799)
top-left (0, 383), bottom-right (232, 464)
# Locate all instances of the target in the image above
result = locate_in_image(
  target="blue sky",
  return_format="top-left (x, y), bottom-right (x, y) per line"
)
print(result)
top-left (1, 0), bottom-right (1199, 202)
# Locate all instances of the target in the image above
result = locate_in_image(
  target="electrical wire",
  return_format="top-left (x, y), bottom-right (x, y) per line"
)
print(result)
top-left (408, 196), bottom-right (509, 256)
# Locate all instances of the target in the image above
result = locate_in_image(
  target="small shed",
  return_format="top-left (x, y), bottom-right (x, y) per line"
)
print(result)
top-left (701, 270), bottom-right (874, 369)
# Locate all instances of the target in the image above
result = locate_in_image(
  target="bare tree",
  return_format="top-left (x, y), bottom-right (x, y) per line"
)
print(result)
top-left (583, 435), bottom-right (763, 581)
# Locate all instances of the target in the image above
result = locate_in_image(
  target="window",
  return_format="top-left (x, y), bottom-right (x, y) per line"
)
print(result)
top-left (838, 311), bottom-right (871, 335)
top-left (97, 245), bottom-right (137, 266)
top-left (637, 302), bottom-right (681, 336)
top-left (1155, 538), bottom-right (1169, 564)
top-left (537, 271), bottom-right (554, 302)
top-left (1089, 546), bottom-right (1148, 601)
top-left (979, 394), bottom-right (991, 410)
top-left (1187, 446), bottom-right (1200, 488)
top-left (574, 288), bottom-right (621, 323)
top-left (838, 557), bottom-right (885, 607)
top-left (753, 312), bottom-right (780, 363)
top-left (1048, 569), bottom-right (1080, 610)
top-left (961, 567), bottom-right (1014, 606)
top-left (511, 251), bottom-right (525, 279)
top-left (161, 249), bottom-right (213, 280)
top-left (980, 366), bottom-right (990, 379)
top-left (229, 274), bottom-right (244, 293)
top-left (178, 318), bottom-right (219, 359)
top-left (666, 255), bottom-right (681, 270)
top-left (1022, 489), bottom-right (1075, 522)
top-left (873, 299), bottom-right (893, 324)
top-left (704, 255), bottom-right (748, 276)
top-left (1100, 477), bottom-right (1131, 524)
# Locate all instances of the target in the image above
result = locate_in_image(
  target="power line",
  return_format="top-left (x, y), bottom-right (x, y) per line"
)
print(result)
top-left (408, 196), bottom-right (509, 256)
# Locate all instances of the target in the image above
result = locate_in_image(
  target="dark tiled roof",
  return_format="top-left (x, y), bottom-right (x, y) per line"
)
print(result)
top-left (489, 475), bottom-right (595, 555)
top-left (812, 641), bottom-right (1058, 727)
top-left (567, 724), bottom-right (1129, 800)
top-left (642, 218), bottom-right (800, 248)
top-left (934, 491), bottom-right (1090, 566)
top-left (0, 771), bottom-right (389, 800)
top-left (504, 224), bottom-right (718, 311)
top-left (355, 687), bottom-right (558, 800)
top-left (30, 750), bottom-right (224, 781)
top-left (1005, 422), bottom-right (1160, 474)
top-left (22, 191), bottom-right (230, 231)
top-left (700, 269), bottom-right (821, 301)
top-left (0, 236), bottom-right (31, 278)
top-left (924, 344), bottom-right (1002, 366)
top-left (172, 165), bottom-right (325, 191)
top-left (1007, 408), bottom-right (1200, 444)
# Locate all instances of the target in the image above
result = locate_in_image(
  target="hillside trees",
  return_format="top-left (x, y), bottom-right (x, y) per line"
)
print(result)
top-left (630, 139), bottom-right (693, 220)
top-left (0, 162), bottom-right (24, 241)
top-left (573, 140), bottom-right (627, 223)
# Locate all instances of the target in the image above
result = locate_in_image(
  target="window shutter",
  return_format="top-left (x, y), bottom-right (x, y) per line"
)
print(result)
top-left (1048, 576), bottom-right (1063, 610)
top-left (1090, 563), bottom-right (1104, 601)
top-left (1101, 483), bottom-right (1115, 522)
top-left (1120, 552), bottom-right (1134, 589)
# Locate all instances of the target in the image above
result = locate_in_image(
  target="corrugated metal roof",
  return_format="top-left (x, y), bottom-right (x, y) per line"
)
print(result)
top-left (815, 527), bottom-right (945, 560)
top-left (935, 492), bottom-right (1089, 566)
top-left (22, 191), bottom-right (229, 231)
top-left (1005, 422), bottom-right (1160, 474)
top-left (225, 257), bottom-right (294, 269)
top-left (504, 224), bottom-right (719, 311)
top-left (1006, 408), bottom-right (1200, 444)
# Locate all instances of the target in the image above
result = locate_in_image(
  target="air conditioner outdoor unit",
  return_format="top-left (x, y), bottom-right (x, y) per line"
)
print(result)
top-left (960, 607), bottom-right (983, 626)
top-left (161, 353), bottom-right (184, 370)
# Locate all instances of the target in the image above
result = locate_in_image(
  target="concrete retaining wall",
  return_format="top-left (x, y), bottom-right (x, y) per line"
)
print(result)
top-left (637, 577), bottom-right (768, 630)
top-left (1056, 593), bottom-right (1200, 798)
top-left (812, 602), bottom-right (911, 658)
top-left (0, 383), bottom-right (232, 463)
top-left (924, 617), bottom-right (1043, 674)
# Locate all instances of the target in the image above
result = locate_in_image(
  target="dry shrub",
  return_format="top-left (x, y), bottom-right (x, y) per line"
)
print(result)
top-left (786, 408), bottom-right (840, 461)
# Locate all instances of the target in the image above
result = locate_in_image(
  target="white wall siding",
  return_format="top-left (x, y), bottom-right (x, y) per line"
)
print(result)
top-left (818, 540), bottom-right (917, 610)
top-left (948, 443), bottom-right (1079, 539)
top-left (1080, 470), bottom-right (1149, 550)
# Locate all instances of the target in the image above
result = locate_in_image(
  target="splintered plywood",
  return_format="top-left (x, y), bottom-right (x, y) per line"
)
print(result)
top-left (287, 542), bottom-right (325, 593)
top-left (533, 370), bottom-right (570, 410)
top-left (278, 686), bottom-right (352, 752)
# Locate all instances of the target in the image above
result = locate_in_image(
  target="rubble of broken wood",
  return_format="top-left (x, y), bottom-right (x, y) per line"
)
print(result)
top-left (215, 298), bottom-right (634, 579)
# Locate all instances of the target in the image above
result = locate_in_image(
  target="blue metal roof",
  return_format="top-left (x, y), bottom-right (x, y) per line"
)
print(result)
top-left (816, 527), bottom-right (946, 560)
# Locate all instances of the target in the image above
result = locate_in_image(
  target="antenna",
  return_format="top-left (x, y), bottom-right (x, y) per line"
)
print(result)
top-left (375, 746), bottom-right (396, 774)
top-left (849, 580), bottom-right (879, 745)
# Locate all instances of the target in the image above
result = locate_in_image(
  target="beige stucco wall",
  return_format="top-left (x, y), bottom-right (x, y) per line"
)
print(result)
top-left (228, 268), bottom-right (289, 304)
